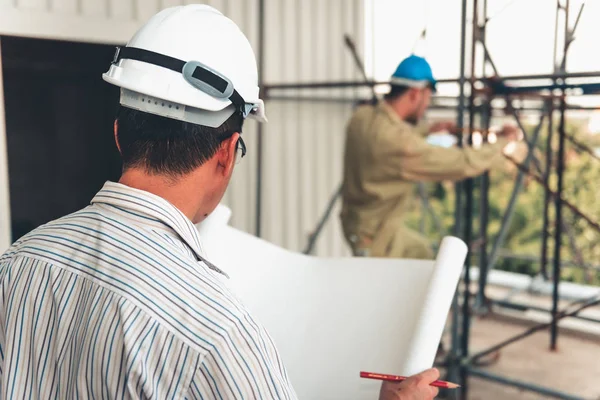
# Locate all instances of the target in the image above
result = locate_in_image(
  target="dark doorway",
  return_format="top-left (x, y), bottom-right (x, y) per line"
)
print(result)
top-left (2, 36), bottom-right (122, 242)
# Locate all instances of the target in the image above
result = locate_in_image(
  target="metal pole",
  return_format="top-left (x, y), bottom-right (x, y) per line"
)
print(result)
top-left (562, 217), bottom-right (591, 283)
top-left (551, 92), bottom-right (566, 351)
top-left (559, 1), bottom-right (585, 72)
top-left (487, 113), bottom-right (547, 270)
top-left (263, 70), bottom-right (600, 91)
top-left (303, 185), bottom-right (342, 255)
top-left (475, 103), bottom-right (491, 312)
top-left (470, 294), bottom-right (600, 362)
top-left (492, 299), bottom-right (600, 324)
top-left (551, 0), bottom-right (569, 351)
top-left (508, 109), bottom-right (545, 174)
top-left (552, 0), bottom-right (560, 71)
top-left (474, 0), bottom-right (490, 313)
top-left (254, 0), bottom-right (266, 237)
top-left (504, 154), bottom-right (600, 233)
top-left (449, 0), bottom-right (469, 389)
top-left (564, 130), bottom-right (600, 161)
top-left (460, 1), bottom-right (478, 396)
top-left (343, 34), bottom-right (377, 103)
top-left (541, 101), bottom-right (554, 281)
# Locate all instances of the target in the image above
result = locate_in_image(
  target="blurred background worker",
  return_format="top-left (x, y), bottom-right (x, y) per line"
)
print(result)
top-left (340, 55), bottom-right (520, 259)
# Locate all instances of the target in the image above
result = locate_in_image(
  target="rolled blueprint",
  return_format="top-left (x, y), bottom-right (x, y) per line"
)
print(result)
top-left (400, 236), bottom-right (468, 376)
top-left (197, 209), bottom-right (468, 400)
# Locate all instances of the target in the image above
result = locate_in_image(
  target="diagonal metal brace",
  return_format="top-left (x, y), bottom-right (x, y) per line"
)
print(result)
top-left (486, 111), bottom-right (547, 274)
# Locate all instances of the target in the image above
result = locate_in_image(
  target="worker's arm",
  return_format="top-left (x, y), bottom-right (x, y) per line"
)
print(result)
top-left (376, 126), bottom-right (511, 182)
top-left (414, 121), bottom-right (431, 137)
top-left (415, 120), bottom-right (456, 137)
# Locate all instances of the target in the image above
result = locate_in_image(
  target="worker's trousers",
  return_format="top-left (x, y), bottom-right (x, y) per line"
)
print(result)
top-left (349, 225), bottom-right (434, 260)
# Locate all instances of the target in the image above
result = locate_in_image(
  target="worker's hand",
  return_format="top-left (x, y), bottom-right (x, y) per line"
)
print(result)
top-left (428, 121), bottom-right (457, 134)
top-left (496, 124), bottom-right (522, 142)
top-left (378, 368), bottom-right (440, 400)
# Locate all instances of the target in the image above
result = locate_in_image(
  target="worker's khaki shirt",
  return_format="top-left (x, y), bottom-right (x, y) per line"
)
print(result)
top-left (340, 101), bottom-right (508, 258)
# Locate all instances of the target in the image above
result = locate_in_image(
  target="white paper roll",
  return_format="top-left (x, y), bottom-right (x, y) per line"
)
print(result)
top-left (400, 236), bottom-right (468, 376)
top-left (196, 215), bottom-right (468, 399)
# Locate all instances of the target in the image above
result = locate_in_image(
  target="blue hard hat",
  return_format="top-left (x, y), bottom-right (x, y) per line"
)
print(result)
top-left (390, 55), bottom-right (437, 92)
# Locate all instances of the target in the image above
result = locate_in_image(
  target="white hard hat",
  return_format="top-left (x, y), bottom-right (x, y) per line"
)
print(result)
top-left (103, 4), bottom-right (266, 128)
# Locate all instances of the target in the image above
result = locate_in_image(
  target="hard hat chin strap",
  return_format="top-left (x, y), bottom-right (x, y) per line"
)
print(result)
top-left (112, 46), bottom-right (252, 117)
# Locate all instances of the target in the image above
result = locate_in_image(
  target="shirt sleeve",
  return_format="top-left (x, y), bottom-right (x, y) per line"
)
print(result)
top-left (414, 121), bottom-right (431, 137)
top-left (187, 317), bottom-right (297, 400)
top-left (375, 126), bottom-right (510, 182)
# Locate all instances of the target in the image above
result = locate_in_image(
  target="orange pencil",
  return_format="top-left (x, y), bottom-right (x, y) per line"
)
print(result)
top-left (360, 371), bottom-right (460, 389)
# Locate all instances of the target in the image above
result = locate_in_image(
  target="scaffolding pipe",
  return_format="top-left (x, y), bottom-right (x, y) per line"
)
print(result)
top-left (551, 0), bottom-right (570, 351)
top-left (504, 155), bottom-right (600, 233)
top-left (541, 101), bottom-right (554, 281)
top-left (265, 94), bottom-right (599, 111)
top-left (263, 70), bottom-right (600, 91)
top-left (562, 217), bottom-right (592, 283)
top-left (491, 299), bottom-right (600, 325)
top-left (551, 91), bottom-right (567, 351)
top-left (475, 111), bottom-right (491, 311)
top-left (459, 1), bottom-right (479, 396)
top-left (564, 130), bottom-right (600, 161)
top-left (449, 0), bottom-right (469, 388)
top-left (470, 294), bottom-right (600, 363)
top-left (475, 0), bottom-right (491, 312)
top-left (559, 1), bottom-right (586, 72)
top-left (475, 38), bottom-right (547, 175)
top-left (303, 185), bottom-right (342, 255)
top-left (467, 368), bottom-right (585, 400)
top-left (487, 113), bottom-right (547, 271)
top-left (255, 0), bottom-right (266, 237)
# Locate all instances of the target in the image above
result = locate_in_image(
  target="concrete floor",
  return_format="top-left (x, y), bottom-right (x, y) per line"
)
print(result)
top-left (440, 314), bottom-right (600, 400)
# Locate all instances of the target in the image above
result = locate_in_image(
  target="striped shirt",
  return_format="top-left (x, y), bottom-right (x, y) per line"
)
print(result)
top-left (0, 181), bottom-right (297, 399)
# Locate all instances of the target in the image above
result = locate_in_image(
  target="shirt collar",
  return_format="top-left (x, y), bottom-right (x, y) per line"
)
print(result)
top-left (378, 100), bottom-right (421, 133)
top-left (378, 100), bottom-right (404, 125)
top-left (91, 181), bottom-right (229, 278)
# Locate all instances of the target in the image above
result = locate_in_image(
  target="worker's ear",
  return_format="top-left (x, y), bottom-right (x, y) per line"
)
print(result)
top-left (113, 120), bottom-right (122, 154)
top-left (216, 132), bottom-right (239, 177)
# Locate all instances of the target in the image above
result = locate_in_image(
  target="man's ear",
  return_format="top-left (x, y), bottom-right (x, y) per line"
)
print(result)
top-left (217, 132), bottom-right (239, 176)
top-left (114, 120), bottom-right (122, 154)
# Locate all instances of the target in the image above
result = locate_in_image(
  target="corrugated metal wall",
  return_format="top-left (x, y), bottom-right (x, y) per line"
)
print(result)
top-left (0, 0), bottom-right (365, 257)
top-left (258, 0), bottom-right (365, 257)
top-left (0, 0), bottom-right (261, 43)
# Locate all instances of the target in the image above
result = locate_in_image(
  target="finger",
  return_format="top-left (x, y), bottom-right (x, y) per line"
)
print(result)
top-left (430, 386), bottom-right (440, 398)
top-left (416, 368), bottom-right (440, 383)
top-left (380, 381), bottom-right (401, 391)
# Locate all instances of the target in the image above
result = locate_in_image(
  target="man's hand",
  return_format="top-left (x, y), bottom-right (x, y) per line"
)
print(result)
top-left (429, 121), bottom-right (456, 134)
top-left (378, 368), bottom-right (440, 400)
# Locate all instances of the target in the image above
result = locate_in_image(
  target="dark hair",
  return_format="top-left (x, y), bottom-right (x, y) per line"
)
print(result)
top-left (384, 84), bottom-right (411, 101)
top-left (115, 106), bottom-right (243, 177)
